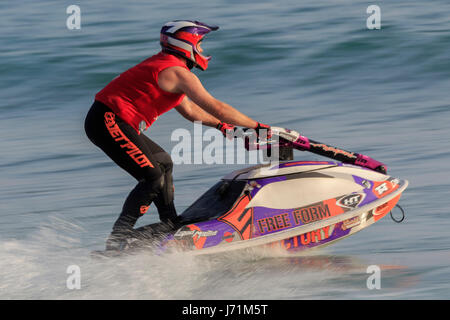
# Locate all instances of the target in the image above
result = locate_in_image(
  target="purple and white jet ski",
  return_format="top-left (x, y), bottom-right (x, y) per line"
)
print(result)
top-left (95, 127), bottom-right (408, 256)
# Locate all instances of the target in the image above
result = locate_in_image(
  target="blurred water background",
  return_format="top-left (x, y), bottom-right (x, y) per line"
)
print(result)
top-left (1, 0), bottom-right (449, 299)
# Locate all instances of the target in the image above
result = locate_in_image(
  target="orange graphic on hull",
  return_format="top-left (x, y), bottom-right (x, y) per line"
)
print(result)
top-left (188, 225), bottom-right (206, 249)
top-left (223, 232), bottom-right (234, 243)
top-left (218, 195), bottom-right (253, 240)
top-left (373, 194), bottom-right (402, 221)
top-left (140, 205), bottom-right (150, 215)
top-left (282, 225), bottom-right (332, 249)
top-left (372, 179), bottom-right (400, 199)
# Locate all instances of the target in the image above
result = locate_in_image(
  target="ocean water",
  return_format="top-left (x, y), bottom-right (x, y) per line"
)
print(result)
top-left (1, 0), bottom-right (450, 300)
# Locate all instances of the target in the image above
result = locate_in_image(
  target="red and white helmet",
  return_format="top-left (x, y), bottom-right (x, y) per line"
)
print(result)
top-left (160, 20), bottom-right (219, 71)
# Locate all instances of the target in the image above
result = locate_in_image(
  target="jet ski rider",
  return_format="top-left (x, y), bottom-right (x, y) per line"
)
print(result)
top-left (84, 20), bottom-right (271, 250)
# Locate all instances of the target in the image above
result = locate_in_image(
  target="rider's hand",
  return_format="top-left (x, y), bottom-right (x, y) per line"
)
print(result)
top-left (254, 122), bottom-right (272, 139)
top-left (243, 122), bottom-right (272, 151)
top-left (216, 122), bottom-right (236, 139)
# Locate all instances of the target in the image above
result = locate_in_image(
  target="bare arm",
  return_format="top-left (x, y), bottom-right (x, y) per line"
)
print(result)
top-left (159, 66), bottom-right (258, 128)
top-left (175, 96), bottom-right (221, 127)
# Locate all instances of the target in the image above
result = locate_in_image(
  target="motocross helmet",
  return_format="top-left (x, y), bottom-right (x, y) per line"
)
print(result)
top-left (160, 20), bottom-right (219, 71)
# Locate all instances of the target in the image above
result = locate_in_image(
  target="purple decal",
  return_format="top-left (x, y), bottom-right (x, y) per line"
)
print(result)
top-left (281, 222), bottom-right (352, 252)
top-left (193, 220), bottom-right (236, 248)
top-left (351, 175), bottom-right (377, 207)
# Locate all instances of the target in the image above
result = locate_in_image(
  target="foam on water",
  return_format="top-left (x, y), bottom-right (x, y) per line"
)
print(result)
top-left (2, 214), bottom-right (446, 299)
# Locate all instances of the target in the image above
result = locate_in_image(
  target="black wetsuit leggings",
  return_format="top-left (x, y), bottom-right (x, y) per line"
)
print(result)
top-left (84, 101), bottom-right (177, 239)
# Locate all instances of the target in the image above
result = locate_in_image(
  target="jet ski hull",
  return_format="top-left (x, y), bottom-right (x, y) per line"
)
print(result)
top-left (156, 162), bottom-right (408, 255)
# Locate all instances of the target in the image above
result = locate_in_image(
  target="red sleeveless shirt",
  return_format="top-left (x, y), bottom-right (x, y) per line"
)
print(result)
top-left (95, 52), bottom-right (188, 133)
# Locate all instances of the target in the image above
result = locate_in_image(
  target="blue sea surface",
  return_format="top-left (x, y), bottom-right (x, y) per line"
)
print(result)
top-left (0, 0), bottom-right (449, 299)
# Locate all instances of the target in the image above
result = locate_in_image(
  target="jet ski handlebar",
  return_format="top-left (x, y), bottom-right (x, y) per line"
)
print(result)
top-left (239, 126), bottom-right (387, 174)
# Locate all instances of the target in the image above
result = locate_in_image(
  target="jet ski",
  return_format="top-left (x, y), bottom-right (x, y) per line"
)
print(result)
top-left (93, 127), bottom-right (408, 257)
